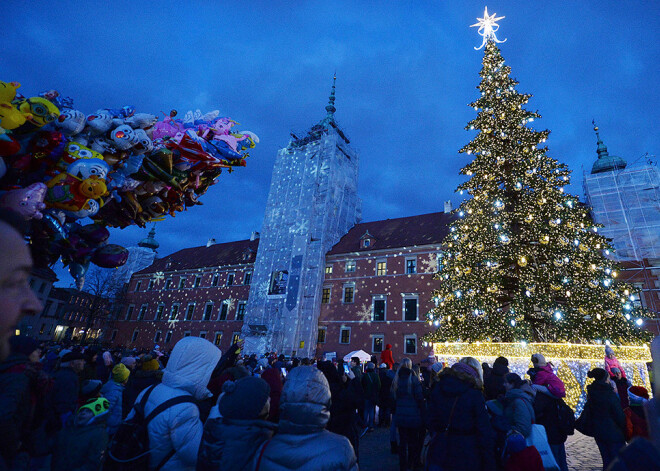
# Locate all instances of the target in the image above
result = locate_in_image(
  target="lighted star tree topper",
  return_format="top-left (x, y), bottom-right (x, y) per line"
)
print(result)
top-left (426, 10), bottom-right (653, 345)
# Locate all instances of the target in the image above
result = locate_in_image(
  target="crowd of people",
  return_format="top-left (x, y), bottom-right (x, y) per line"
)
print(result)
top-left (0, 209), bottom-right (659, 471)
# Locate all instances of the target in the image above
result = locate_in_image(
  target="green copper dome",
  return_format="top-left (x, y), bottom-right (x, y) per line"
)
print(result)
top-left (138, 226), bottom-right (159, 251)
top-left (591, 123), bottom-right (627, 174)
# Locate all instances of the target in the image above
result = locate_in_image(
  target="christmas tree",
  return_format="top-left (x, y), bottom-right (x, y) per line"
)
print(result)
top-left (426, 14), bottom-right (652, 345)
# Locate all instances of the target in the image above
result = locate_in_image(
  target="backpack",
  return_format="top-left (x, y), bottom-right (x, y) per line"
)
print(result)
top-left (556, 398), bottom-right (575, 436)
top-left (106, 384), bottom-right (196, 471)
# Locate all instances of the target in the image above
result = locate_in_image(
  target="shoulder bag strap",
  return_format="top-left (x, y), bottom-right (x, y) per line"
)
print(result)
top-left (145, 395), bottom-right (196, 424)
top-left (443, 397), bottom-right (459, 436)
top-left (133, 384), bottom-right (157, 416)
top-left (255, 438), bottom-right (272, 471)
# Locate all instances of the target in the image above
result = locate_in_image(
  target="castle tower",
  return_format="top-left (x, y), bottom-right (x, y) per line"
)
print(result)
top-left (243, 77), bottom-right (361, 357)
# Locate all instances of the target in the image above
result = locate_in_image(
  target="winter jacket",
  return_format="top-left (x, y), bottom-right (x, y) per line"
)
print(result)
top-left (607, 436), bottom-right (660, 471)
top-left (380, 344), bottom-right (394, 369)
top-left (361, 370), bottom-right (381, 402)
top-left (128, 337), bottom-right (221, 471)
top-left (378, 367), bottom-right (393, 408)
top-left (258, 366), bottom-right (358, 471)
top-left (605, 356), bottom-right (627, 379)
top-left (532, 389), bottom-right (568, 444)
top-left (197, 412), bottom-right (276, 471)
top-left (0, 354), bottom-right (31, 461)
top-left (503, 388), bottom-right (535, 438)
top-left (483, 361), bottom-right (508, 401)
top-left (504, 446), bottom-right (544, 471)
top-left (530, 365), bottom-right (566, 398)
top-left (584, 380), bottom-right (626, 443)
top-left (624, 406), bottom-right (648, 439)
top-left (51, 366), bottom-right (81, 416)
top-left (51, 412), bottom-right (109, 471)
top-left (260, 368), bottom-right (283, 423)
top-left (427, 368), bottom-right (496, 471)
top-left (122, 368), bottom-right (162, 417)
top-left (392, 367), bottom-right (424, 429)
top-left (100, 380), bottom-right (124, 435)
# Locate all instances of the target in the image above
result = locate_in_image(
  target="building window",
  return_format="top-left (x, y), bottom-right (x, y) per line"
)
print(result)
top-left (185, 303), bottom-right (195, 321)
top-left (155, 305), bottom-right (165, 321)
top-left (345, 260), bottom-right (356, 272)
top-left (219, 302), bottom-right (228, 321)
top-left (631, 283), bottom-right (646, 308)
top-left (184, 331), bottom-right (191, 337)
top-left (340, 327), bottom-right (351, 344)
top-left (148, 279), bottom-right (154, 291)
top-left (214, 332), bottom-right (223, 346)
top-left (325, 265), bottom-right (333, 275)
top-left (178, 277), bottom-right (186, 289)
top-left (199, 331), bottom-right (207, 339)
top-left (363, 239), bottom-right (371, 248)
top-left (403, 295), bottom-right (418, 321)
top-left (373, 297), bottom-right (386, 321)
top-left (38, 281), bottom-right (47, 294)
top-left (404, 335), bottom-right (417, 355)
top-left (322, 287), bottom-right (331, 304)
top-left (135, 281), bottom-right (142, 292)
top-left (110, 329), bottom-right (118, 342)
top-left (376, 260), bottom-right (387, 276)
top-left (194, 275), bottom-right (202, 288)
top-left (236, 302), bottom-right (246, 321)
top-left (137, 304), bottom-right (148, 321)
top-left (406, 258), bottom-right (417, 274)
top-left (39, 323), bottom-right (46, 335)
top-left (131, 329), bottom-right (139, 342)
top-left (243, 271), bottom-right (252, 285)
top-left (317, 327), bottom-right (327, 343)
top-left (169, 304), bottom-right (180, 321)
top-left (226, 273), bottom-right (235, 286)
top-left (231, 332), bottom-right (241, 345)
top-left (372, 335), bottom-right (384, 353)
top-left (154, 331), bottom-right (162, 343)
top-left (165, 279), bottom-right (172, 290)
top-left (212, 273), bottom-right (219, 286)
top-left (343, 285), bottom-right (354, 304)
top-left (203, 303), bottom-right (214, 321)
top-left (165, 331), bottom-right (173, 343)
top-left (268, 270), bottom-right (288, 295)
top-left (125, 305), bottom-right (135, 321)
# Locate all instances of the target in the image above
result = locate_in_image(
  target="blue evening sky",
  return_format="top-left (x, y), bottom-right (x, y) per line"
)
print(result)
top-left (4, 1), bottom-right (659, 283)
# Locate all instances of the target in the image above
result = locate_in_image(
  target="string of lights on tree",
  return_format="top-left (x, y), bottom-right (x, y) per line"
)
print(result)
top-left (425, 12), bottom-right (653, 346)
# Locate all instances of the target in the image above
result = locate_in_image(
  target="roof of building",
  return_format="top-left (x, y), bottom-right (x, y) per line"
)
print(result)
top-left (591, 123), bottom-right (627, 174)
top-left (327, 211), bottom-right (455, 255)
top-left (135, 238), bottom-right (260, 275)
top-left (138, 226), bottom-right (159, 251)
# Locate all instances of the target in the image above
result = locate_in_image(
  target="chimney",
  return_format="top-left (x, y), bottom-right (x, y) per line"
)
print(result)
top-left (206, 238), bottom-right (216, 247)
top-left (444, 201), bottom-right (453, 213)
top-left (250, 231), bottom-right (260, 241)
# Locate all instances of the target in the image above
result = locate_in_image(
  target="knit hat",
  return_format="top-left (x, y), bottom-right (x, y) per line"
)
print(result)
top-left (218, 376), bottom-right (271, 420)
top-left (587, 367), bottom-right (609, 382)
top-left (506, 432), bottom-right (527, 454)
top-left (605, 345), bottom-right (615, 357)
top-left (380, 363), bottom-right (387, 368)
top-left (531, 353), bottom-right (547, 367)
top-left (78, 397), bottom-right (110, 417)
top-left (9, 335), bottom-right (39, 357)
top-left (431, 362), bottom-right (444, 374)
top-left (141, 356), bottom-right (160, 371)
top-left (61, 351), bottom-right (84, 363)
top-left (611, 367), bottom-right (621, 375)
top-left (452, 361), bottom-right (479, 381)
top-left (112, 363), bottom-right (130, 383)
top-left (81, 380), bottom-right (103, 396)
top-left (121, 356), bottom-right (136, 369)
top-left (366, 362), bottom-right (375, 371)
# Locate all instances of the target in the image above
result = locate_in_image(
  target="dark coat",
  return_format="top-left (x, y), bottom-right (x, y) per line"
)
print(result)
top-left (427, 368), bottom-right (496, 471)
top-left (122, 369), bottom-right (162, 417)
top-left (0, 354), bottom-right (31, 460)
top-left (361, 370), bottom-right (381, 402)
top-left (51, 366), bottom-right (80, 416)
top-left (483, 362), bottom-right (508, 401)
top-left (607, 437), bottom-right (660, 471)
top-left (378, 367), bottom-right (393, 408)
top-left (197, 416), bottom-right (276, 471)
top-left (392, 367), bottom-right (424, 429)
top-left (533, 391), bottom-right (568, 444)
top-left (51, 413), bottom-right (108, 471)
top-left (584, 380), bottom-right (626, 443)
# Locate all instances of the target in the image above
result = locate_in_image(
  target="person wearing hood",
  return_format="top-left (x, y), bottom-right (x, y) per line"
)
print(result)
top-left (604, 345), bottom-right (627, 380)
top-left (381, 343), bottom-right (394, 370)
top-left (128, 337), bottom-right (221, 471)
top-left (483, 356), bottom-right (509, 401)
top-left (427, 357), bottom-right (495, 471)
top-left (197, 376), bottom-right (276, 471)
top-left (582, 367), bottom-right (626, 469)
top-left (257, 365), bottom-right (358, 471)
top-left (392, 358), bottom-right (425, 471)
top-left (51, 397), bottom-right (109, 471)
top-left (101, 363), bottom-right (130, 435)
top-left (503, 373), bottom-right (535, 439)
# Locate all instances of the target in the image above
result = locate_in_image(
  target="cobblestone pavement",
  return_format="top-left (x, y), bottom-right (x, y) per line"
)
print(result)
top-left (358, 427), bottom-right (605, 471)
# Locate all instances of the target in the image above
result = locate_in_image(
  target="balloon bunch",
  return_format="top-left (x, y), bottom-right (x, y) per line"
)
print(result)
top-left (0, 81), bottom-right (257, 285)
